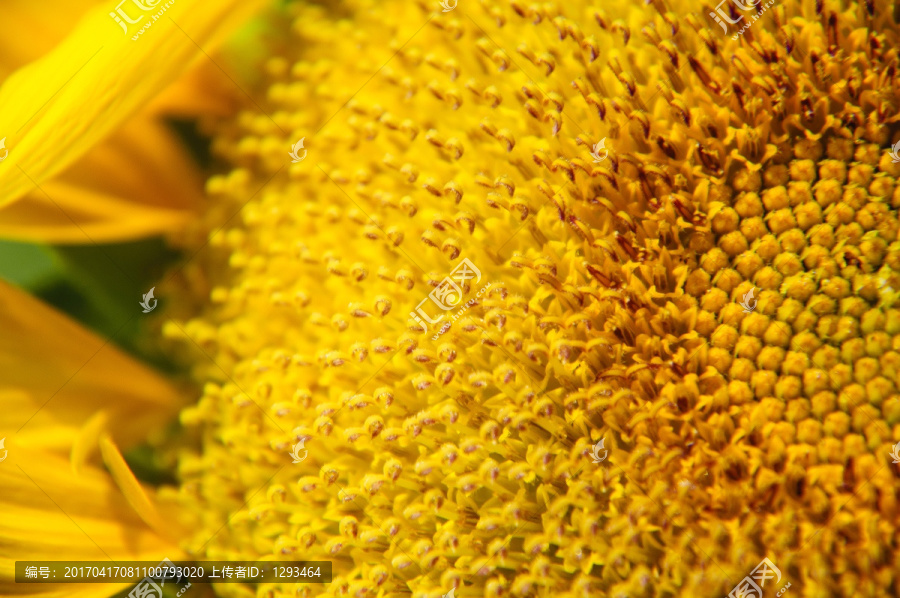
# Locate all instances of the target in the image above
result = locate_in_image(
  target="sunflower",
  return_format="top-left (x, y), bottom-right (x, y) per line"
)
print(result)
top-left (3, 0), bottom-right (900, 598)
top-left (0, 0), bottom-right (268, 242)
top-left (1, 0), bottom-right (264, 595)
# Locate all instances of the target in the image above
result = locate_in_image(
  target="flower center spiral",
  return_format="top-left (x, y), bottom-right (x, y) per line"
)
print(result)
top-left (164, 1), bottom-right (900, 595)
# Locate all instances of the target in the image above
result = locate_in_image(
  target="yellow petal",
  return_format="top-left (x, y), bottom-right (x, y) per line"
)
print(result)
top-left (70, 410), bottom-right (110, 474)
top-left (98, 433), bottom-right (166, 534)
top-left (0, 115), bottom-right (202, 243)
top-left (0, 0), bottom-right (267, 208)
top-left (0, 280), bottom-right (181, 453)
top-left (0, 0), bottom-right (101, 78)
top-left (0, 448), bottom-right (180, 597)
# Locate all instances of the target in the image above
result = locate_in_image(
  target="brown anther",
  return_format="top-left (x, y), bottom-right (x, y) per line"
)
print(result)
top-left (422, 179), bottom-right (442, 197)
top-left (827, 12), bottom-right (839, 52)
top-left (672, 197), bottom-right (694, 222)
top-left (642, 26), bottom-right (661, 46)
top-left (586, 264), bottom-right (620, 286)
top-left (629, 111), bottom-right (651, 138)
top-left (688, 57), bottom-right (722, 95)
top-left (656, 136), bottom-right (677, 159)
top-left (552, 159), bottom-right (575, 181)
top-left (697, 142), bottom-right (723, 174)
top-left (497, 129), bottom-right (515, 151)
top-left (524, 99), bottom-right (543, 121)
top-left (669, 98), bottom-right (690, 126)
top-left (548, 113), bottom-right (562, 136)
top-left (732, 83), bottom-right (746, 110)
top-left (543, 93), bottom-right (564, 112)
top-left (483, 86), bottom-right (502, 108)
top-left (616, 71), bottom-right (637, 97)
top-left (495, 176), bottom-right (515, 197)
top-left (537, 53), bottom-right (555, 75)
top-left (581, 37), bottom-right (599, 62)
top-left (611, 21), bottom-right (630, 45)
top-left (443, 181), bottom-right (463, 203)
top-left (445, 138), bottom-right (463, 159)
top-left (571, 79), bottom-right (590, 100)
top-left (614, 232), bottom-right (640, 261)
top-left (480, 119), bottom-right (498, 138)
top-left (585, 93), bottom-right (607, 120)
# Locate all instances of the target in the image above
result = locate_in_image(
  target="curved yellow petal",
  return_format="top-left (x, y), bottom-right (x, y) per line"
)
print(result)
top-left (0, 115), bottom-right (202, 243)
top-left (0, 0), bottom-right (267, 209)
top-left (0, 448), bottom-right (181, 597)
top-left (0, 280), bottom-right (182, 453)
top-left (98, 433), bottom-right (166, 534)
top-left (0, 0), bottom-right (102, 79)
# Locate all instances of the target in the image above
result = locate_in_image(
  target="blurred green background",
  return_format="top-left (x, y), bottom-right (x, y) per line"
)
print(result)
top-left (0, 118), bottom-right (215, 489)
top-left (0, 238), bottom-right (177, 364)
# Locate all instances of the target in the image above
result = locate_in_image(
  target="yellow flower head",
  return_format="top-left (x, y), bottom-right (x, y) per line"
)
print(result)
top-left (157, 1), bottom-right (900, 596)
top-left (2, 0), bottom-right (899, 597)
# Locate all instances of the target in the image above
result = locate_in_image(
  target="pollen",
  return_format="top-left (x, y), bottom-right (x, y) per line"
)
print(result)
top-left (165, 0), bottom-right (900, 596)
